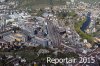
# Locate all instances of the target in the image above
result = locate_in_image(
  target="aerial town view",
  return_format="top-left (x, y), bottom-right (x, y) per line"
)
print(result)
top-left (0, 0), bottom-right (100, 66)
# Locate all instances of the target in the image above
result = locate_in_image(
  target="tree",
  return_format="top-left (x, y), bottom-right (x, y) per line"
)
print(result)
top-left (36, 9), bottom-right (44, 16)
top-left (27, 36), bottom-right (32, 41)
top-left (12, 27), bottom-right (21, 33)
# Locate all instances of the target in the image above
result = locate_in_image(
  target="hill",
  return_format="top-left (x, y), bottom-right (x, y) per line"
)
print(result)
top-left (16, 0), bottom-right (66, 9)
top-left (15, 0), bottom-right (100, 9)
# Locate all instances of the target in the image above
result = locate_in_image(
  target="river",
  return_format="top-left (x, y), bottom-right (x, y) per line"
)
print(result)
top-left (81, 12), bottom-right (91, 32)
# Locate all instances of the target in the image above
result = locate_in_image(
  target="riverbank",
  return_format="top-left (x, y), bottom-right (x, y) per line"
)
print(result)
top-left (74, 19), bottom-right (94, 45)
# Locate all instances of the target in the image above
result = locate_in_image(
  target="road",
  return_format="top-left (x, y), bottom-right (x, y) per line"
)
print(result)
top-left (75, 48), bottom-right (100, 66)
top-left (61, 43), bottom-right (76, 52)
top-left (46, 19), bottom-right (62, 47)
top-left (60, 38), bottom-right (100, 66)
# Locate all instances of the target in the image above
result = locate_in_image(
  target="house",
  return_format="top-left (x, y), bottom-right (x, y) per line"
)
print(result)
top-left (38, 49), bottom-right (49, 54)
top-left (0, 14), bottom-right (12, 24)
top-left (33, 37), bottom-right (49, 47)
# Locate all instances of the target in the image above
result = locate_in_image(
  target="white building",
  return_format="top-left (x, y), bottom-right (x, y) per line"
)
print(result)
top-left (0, 0), bottom-right (5, 3)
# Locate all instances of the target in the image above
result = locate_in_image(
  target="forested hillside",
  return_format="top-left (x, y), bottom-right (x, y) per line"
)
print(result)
top-left (14, 0), bottom-right (100, 9)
